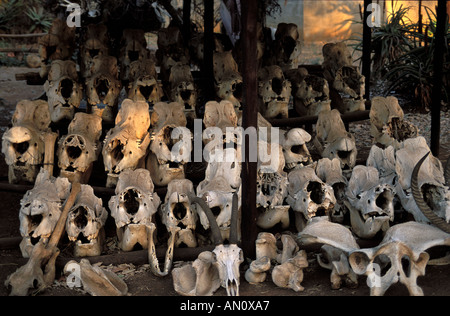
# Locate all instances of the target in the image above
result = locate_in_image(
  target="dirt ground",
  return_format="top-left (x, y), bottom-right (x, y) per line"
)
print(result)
top-left (0, 66), bottom-right (449, 297)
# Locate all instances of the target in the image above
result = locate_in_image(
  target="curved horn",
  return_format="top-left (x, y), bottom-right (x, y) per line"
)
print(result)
top-left (188, 193), bottom-right (223, 245)
top-left (229, 192), bottom-right (239, 245)
top-left (411, 152), bottom-right (450, 233)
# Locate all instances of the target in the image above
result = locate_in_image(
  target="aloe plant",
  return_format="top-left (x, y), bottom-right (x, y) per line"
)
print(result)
top-left (26, 6), bottom-right (53, 33)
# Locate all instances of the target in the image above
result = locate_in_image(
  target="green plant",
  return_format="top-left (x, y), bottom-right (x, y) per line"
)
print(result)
top-left (383, 6), bottom-right (449, 110)
top-left (26, 6), bottom-right (53, 33)
top-left (0, 0), bottom-right (25, 31)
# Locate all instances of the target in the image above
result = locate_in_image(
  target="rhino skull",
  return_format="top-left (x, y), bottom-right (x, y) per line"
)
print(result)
top-left (256, 141), bottom-right (290, 229)
top-left (370, 96), bottom-right (419, 149)
top-left (102, 99), bottom-right (151, 187)
top-left (86, 55), bottom-right (122, 123)
top-left (57, 113), bottom-right (102, 184)
top-left (160, 179), bottom-right (198, 248)
top-left (169, 62), bottom-right (197, 114)
top-left (119, 29), bottom-right (148, 81)
top-left (66, 185), bottom-right (108, 257)
top-left (258, 65), bottom-right (292, 119)
top-left (287, 166), bottom-right (336, 231)
top-left (18, 169), bottom-right (71, 257)
top-left (146, 102), bottom-right (191, 187)
top-left (271, 23), bottom-right (302, 71)
top-left (2, 100), bottom-right (51, 184)
top-left (279, 128), bottom-right (312, 171)
top-left (286, 67), bottom-right (331, 117)
top-left (127, 59), bottom-right (164, 106)
top-left (80, 23), bottom-right (109, 78)
top-left (345, 165), bottom-right (395, 239)
top-left (44, 60), bottom-right (83, 123)
top-left (316, 158), bottom-right (349, 223)
top-left (314, 109), bottom-right (357, 172)
top-left (108, 169), bottom-right (161, 251)
top-left (213, 51), bottom-right (243, 109)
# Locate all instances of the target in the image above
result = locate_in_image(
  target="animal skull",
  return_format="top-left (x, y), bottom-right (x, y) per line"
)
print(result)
top-left (316, 158), bottom-right (349, 223)
top-left (197, 148), bottom-right (241, 242)
top-left (146, 101), bottom-right (191, 187)
top-left (80, 23), bottom-right (109, 78)
top-left (119, 29), bottom-right (148, 81)
top-left (160, 179), bottom-right (198, 248)
top-left (102, 99), bottom-right (151, 188)
top-left (213, 51), bottom-right (243, 109)
top-left (256, 140), bottom-right (290, 229)
top-left (44, 60), bottom-right (83, 123)
top-left (279, 128), bottom-right (312, 172)
top-left (66, 184), bottom-right (108, 257)
top-left (127, 58), bottom-right (164, 106)
top-left (270, 23), bottom-right (302, 71)
top-left (38, 18), bottom-right (76, 77)
top-left (18, 169), bottom-right (71, 258)
top-left (396, 138), bottom-right (450, 225)
top-left (286, 166), bottom-right (336, 231)
top-left (85, 55), bottom-right (122, 123)
top-left (258, 65), bottom-right (292, 119)
top-left (168, 62), bottom-right (197, 115)
top-left (57, 113), bottom-right (102, 184)
top-left (322, 42), bottom-right (365, 113)
top-left (369, 96), bottom-right (419, 149)
top-left (2, 100), bottom-right (51, 184)
top-left (108, 169), bottom-right (161, 252)
top-left (286, 67), bottom-right (331, 116)
top-left (314, 109), bottom-right (357, 172)
top-left (345, 165), bottom-right (395, 239)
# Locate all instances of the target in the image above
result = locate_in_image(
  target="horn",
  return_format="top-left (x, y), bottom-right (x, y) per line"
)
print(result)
top-left (411, 152), bottom-right (450, 233)
top-left (229, 192), bottom-right (239, 245)
top-left (188, 193), bottom-right (223, 245)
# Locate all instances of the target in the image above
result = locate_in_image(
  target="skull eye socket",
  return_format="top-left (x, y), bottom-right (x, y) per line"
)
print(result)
top-left (29, 214), bottom-right (43, 226)
top-left (173, 203), bottom-right (187, 221)
top-left (128, 50), bottom-right (140, 62)
top-left (74, 207), bottom-right (88, 229)
top-left (271, 77), bottom-right (283, 95)
top-left (211, 206), bottom-right (221, 217)
top-left (139, 85), bottom-right (155, 100)
top-left (60, 79), bottom-right (74, 99)
top-left (401, 255), bottom-right (411, 278)
top-left (291, 145), bottom-right (307, 155)
top-left (13, 141), bottom-right (29, 155)
top-left (373, 254), bottom-right (392, 277)
top-left (375, 190), bottom-right (392, 210)
top-left (306, 181), bottom-right (325, 204)
top-left (124, 189), bottom-right (140, 215)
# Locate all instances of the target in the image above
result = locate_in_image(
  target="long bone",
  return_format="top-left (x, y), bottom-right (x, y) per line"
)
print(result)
top-left (6, 182), bottom-right (81, 296)
top-left (188, 192), bottom-right (243, 296)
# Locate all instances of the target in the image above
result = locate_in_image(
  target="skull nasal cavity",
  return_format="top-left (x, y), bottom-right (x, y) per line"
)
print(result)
top-left (272, 77), bottom-right (283, 95)
top-left (67, 146), bottom-right (82, 159)
top-left (74, 207), bottom-right (88, 229)
top-left (173, 203), bottom-right (187, 220)
top-left (13, 141), bottom-right (29, 155)
top-left (307, 181), bottom-right (325, 204)
top-left (375, 191), bottom-right (390, 210)
top-left (140, 85), bottom-right (155, 100)
top-left (124, 189), bottom-right (140, 215)
top-left (61, 79), bottom-right (74, 99)
top-left (96, 79), bottom-right (110, 98)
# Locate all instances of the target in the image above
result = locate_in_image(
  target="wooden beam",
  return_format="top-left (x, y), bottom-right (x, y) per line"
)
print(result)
top-left (182, 0), bottom-right (192, 46)
top-left (241, 0), bottom-right (258, 259)
top-left (362, 0), bottom-right (372, 102)
top-left (430, 0), bottom-right (447, 156)
top-left (203, 0), bottom-right (215, 100)
top-left (0, 33), bottom-right (46, 38)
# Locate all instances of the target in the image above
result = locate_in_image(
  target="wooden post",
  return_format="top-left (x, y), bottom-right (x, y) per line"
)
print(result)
top-left (182, 0), bottom-right (191, 46)
top-left (430, 0), bottom-right (447, 157)
top-left (362, 0), bottom-right (372, 102)
top-left (203, 0), bottom-right (215, 101)
top-left (241, 0), bottom-right (258, 259)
